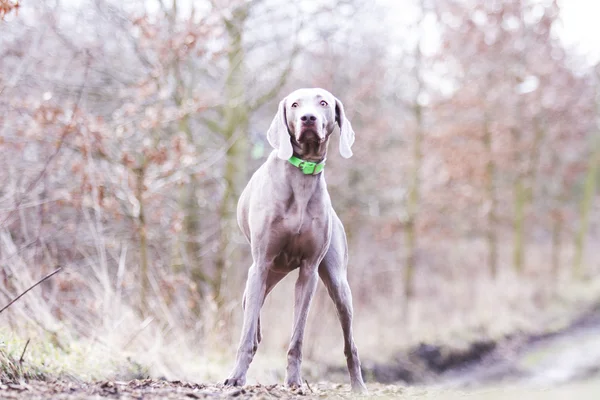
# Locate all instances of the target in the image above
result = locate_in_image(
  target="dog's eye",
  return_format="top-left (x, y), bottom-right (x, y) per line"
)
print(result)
top-left (320, 100), bottom-right (328, 107)
top-left (291, 102), bottom-right (298, 108)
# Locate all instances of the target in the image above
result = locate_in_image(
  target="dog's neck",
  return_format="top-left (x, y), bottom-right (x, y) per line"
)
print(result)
top-left (290, 135), bottom-right (331, 163)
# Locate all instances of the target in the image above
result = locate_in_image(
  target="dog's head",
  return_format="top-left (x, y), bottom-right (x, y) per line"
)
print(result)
top-left (267, 88), bottom-right (355, 161)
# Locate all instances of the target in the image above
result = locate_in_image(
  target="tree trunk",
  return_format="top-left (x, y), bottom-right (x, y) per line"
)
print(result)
top-left (513, 176), bottom-right (526, 274)
top-left (574, 134), bottom-right (599, 278)
top-left (404, 4), bottom-right (425, 300)
top-left (511, 3), bottom-right (528, 275)
top-left (483, 109), bottom-right (498, 278)
top-left (135, 165), bottom-right (149, 315)
top-left (514, 115), bottom-right (546, 275)
top-left (159, 0), bottom-right (209, 304)
top-left (213, 5), bottom-right (250, 304)
top-left (405, 103), bottom-right (422, 300)
top-left (550, 149), bottom-right (566, 277)
top-left (511, 92), bottom-right (526, 274)
top-left (183, 174), bottom-right (207, 291)
top-left (551, 211), bottom-right (562, 276)
top-left (177, 109), bottom-right (207, 299)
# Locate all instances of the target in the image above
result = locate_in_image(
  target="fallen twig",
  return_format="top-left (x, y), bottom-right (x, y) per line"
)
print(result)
top-left (19, 338), bottom-right (30, 364)
top-left (0, 267), bottom-right (63, 315)
top-left (304, 379), bottom-right (314, 393)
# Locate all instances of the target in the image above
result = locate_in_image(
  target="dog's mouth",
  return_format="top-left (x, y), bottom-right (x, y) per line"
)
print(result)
top-left (298, 129), bottom-right (325, 144)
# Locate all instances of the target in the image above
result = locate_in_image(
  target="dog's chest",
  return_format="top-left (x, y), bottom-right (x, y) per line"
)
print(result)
top-left (272, 194), bottom-right (331, 269)
top-left (284, 192), bottom-right (324, 227)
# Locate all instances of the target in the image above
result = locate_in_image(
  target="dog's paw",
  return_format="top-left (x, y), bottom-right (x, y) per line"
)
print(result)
top-left (285, 375), bottom-right (303, 389)
top-left (223, 376), bottom-right (245, 387)
top-left (351, 381), bottom-right (368, 394)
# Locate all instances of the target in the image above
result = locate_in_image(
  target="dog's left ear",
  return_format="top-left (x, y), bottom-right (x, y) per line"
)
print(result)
top-left (335, 97), bottom-right (355, 158)
top-left (267, 98), bottom-right (293, 160)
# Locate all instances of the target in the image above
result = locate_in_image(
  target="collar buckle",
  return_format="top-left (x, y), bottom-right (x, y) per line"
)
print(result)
top-left (288, 156), bottom-right (325, 175)
top-left (299, 161), bottom-right (317, 175)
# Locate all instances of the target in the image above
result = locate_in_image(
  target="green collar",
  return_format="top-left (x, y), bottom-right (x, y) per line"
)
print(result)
top-left (288, 155), bottom-right (326, 175)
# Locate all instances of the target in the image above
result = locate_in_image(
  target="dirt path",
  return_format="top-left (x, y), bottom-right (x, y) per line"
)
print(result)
top-left (0, 380), bottom-right (403, 399)
top-left (3, 378), bottom-right (600, 399)
top-left (4, 311), bottom-right (600, 399)
top-left (438, 310), bottom-right (600, 388)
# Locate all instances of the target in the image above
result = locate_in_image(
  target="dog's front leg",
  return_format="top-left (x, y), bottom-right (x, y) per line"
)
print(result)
top-left (225, 263), bottom-right (268, 386)
top-left (285, 266), bottom-right (319, 388)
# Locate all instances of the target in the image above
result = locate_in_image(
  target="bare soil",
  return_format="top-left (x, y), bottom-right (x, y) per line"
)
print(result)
top-left (4, 378), bottom-right (600, 400)
top-left (0, 379), bottom-right (406, 399)
top-left (4, 308), bottom-right (600, 399)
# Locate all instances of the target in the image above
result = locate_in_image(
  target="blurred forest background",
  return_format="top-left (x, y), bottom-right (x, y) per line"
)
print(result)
top-left (1, 0), bottom-right (599, 383)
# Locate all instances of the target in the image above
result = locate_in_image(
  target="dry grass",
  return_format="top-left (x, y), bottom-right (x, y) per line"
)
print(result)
top-left (1, 228), bottom-right (599, 387)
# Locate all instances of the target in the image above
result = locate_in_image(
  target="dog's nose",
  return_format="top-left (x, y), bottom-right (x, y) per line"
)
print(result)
top-left (300, 114), bottom-right (317, 125)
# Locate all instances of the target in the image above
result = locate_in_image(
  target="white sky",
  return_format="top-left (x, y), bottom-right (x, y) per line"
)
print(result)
top-left (381, 0), bottom-right (600, 67)
top-left (557, 0), bottom-right (600, 65)
top-left (10, 0), bottom-right (598, 67)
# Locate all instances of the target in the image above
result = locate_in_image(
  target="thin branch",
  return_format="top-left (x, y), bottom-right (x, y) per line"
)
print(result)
top-left (304, 379), bottom-right (314, 393)
top-left (93, 0), bottom-right (154, 72)
top-left (0, 55), bottom-right (90, 228)
top-left (200, 116), bottom-right (224, 134)
top-left (0, 267), bottom-right (63, 315)
top-left (19, 338), bottom-right (31, 364)
top-left (122, 316), bottom-right (154, 349)
top-left (249, 24), bottom-right (303, 113)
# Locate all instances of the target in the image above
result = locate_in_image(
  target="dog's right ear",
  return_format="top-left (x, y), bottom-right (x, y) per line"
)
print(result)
top-left (267, 98), bottom-right (293, 160)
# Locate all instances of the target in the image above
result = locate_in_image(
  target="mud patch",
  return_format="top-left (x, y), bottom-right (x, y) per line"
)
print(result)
top-left (355, 340), bottom-right (497, 384)
top-left (411, 341), bottom-right (496, 373)
top-left (356, 306), bottom-right (600, 387)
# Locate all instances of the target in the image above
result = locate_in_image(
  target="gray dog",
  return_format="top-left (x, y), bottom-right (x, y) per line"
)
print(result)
top-left (224, 88), bottom-right (367, 392)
